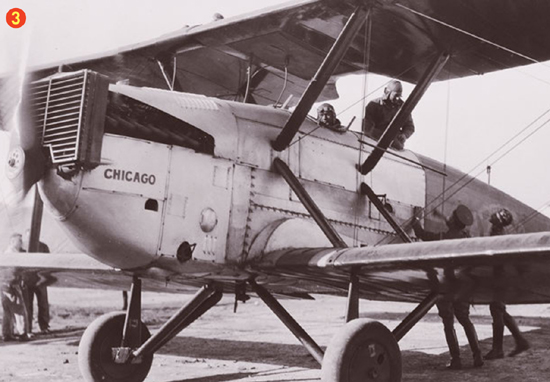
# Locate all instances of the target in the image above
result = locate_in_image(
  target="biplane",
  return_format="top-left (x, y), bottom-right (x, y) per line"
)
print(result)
top-left (2, 0), bottom-right (550, 381)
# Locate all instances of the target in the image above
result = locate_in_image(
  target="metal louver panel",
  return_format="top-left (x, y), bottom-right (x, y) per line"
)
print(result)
top-left (31, 71), bottom-right (87, 164)
top-left (29, 70), bottom-right (109, 169)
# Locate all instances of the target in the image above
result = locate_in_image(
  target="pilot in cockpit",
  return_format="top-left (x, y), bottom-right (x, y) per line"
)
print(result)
top-left (363, 80), bottom-right (415, 150)
top-left (317, 103), bottom-right (348, 133)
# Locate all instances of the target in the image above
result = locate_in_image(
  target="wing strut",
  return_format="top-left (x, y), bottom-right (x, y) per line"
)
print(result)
top-left (360, 182), bottom-right (412, 243)
top-left (358, 51), bottom-right (450, 175)
top-left (273, 157), bottom-right (362, 321)
top-left (272, 5), bottom-right (368, 151)
top-left (273, 157), bottom-right (346, 247)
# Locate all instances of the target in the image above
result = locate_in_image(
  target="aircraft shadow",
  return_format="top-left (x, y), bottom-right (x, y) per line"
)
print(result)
top-left (0, 327), bottom-right (86, 347)
top-left (158, 336), bottom-right (320, 369)
top-left (165, 367), bottom-right (316, 382)
top-left (361, 311), bottom-right (494, 324)
top-left (166, 372), bottom-right (257, 382)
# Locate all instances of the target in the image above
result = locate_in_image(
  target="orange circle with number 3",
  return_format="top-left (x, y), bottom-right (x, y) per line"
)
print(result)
top-left (6, 8), bottom-right (26, 28)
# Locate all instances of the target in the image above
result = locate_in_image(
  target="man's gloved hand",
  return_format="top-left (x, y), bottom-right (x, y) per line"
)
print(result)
top-left (391, 133), bottom-right (406, 150)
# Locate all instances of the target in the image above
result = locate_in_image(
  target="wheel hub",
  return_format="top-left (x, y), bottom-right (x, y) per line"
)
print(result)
top-left (351, 342), bottom-right (391, 381)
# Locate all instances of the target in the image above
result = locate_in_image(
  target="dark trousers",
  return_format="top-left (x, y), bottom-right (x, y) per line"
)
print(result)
top-left (437, 299), bottom-right (481, 360)
top-left (489, 301), bottom-right (527, 348)
top-left (25, 284), bottom-right (50, 331)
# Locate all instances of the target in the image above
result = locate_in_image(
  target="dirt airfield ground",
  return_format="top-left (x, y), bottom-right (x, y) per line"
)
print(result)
top-left (1, 288), bottom-right (550, 382)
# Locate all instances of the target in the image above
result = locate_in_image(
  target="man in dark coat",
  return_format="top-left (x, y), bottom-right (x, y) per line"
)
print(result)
top-left (363, 80), bottom-right (414, 150)
top-left (413, 205), bottom-right (484, 369)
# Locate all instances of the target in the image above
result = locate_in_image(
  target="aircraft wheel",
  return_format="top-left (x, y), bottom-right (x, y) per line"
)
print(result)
top-left (321, 319), bottom-right (401, 382)
top-left (78, 312), bottom-right (153, 382)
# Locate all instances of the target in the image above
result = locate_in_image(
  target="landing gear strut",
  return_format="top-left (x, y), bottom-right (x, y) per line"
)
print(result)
top-left (78, 279), bottom-right (222, 382)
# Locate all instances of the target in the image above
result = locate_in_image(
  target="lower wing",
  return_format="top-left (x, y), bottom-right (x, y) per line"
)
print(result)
top-left (2, 231), bottom-right (550, 304)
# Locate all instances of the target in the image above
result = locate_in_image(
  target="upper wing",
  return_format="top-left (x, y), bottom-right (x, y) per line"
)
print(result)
top-left (252, 231), bottom-right (550, 304)
top-left (19, 0), bottom-right (550, 107)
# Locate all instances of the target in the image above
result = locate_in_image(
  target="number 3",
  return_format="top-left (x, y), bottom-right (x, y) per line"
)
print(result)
top-left (11, 11), bottom-right (20, 25)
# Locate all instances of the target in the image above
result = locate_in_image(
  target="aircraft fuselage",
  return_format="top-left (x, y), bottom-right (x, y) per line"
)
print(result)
top-left (38, 84), bottom-right (550, 273)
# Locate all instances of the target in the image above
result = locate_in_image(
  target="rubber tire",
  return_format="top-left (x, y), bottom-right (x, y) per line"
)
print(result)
top-left (321, 319), bottom-right (402, 382)
top-left (78, 312), bottom-right (153, 382)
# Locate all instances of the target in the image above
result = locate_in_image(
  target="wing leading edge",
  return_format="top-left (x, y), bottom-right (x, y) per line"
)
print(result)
top-left (252, 232), bottom-right (550, 304)
top-left (3, 232), bottom-right (550, 304)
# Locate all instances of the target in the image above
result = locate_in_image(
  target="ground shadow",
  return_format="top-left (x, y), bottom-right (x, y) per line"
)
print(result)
top-left (158, 336), bottom-right (320, 369)
top-left (402, 325), bottom-right (550, 382)
top-left (0, 326), bottom-right (85, 347)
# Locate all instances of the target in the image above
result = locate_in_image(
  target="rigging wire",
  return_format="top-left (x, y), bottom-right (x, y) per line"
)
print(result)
top-left (422, 109), bottom-right (550, 217)
top-left (287, 123), bottom-right (321, 148)
top-left (440, 62), bottom-right (453, 221)
top-left (353, 9), bottom-right (373, 247)
top-left (396, 3), bottom-right (549, 68)
top-left (379, 108), bottom-right (550, 245)
top-left (418, 113), bottom-right (550, 232)
top-left (514, 198), bottom-right (550, 232)
top-left (336, 52), bottom-right (442, 118)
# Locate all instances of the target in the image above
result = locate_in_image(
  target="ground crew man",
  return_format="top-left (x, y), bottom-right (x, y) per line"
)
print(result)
top-left (412, 205), bottom-right (484, 369)
top-left (2, 233), bottom-right (31, 341)
top-left (22, 230), bottom-right (51, 334)
top-left (485, 209), bottom-right (530, 359)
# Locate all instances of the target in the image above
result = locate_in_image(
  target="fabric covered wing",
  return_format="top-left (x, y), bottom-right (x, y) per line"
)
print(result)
top-left (0, 253), bottom-right (235, 294)
top-left (24, 0), bottom-right (550, 106)
top-left (253, 232), bottom-right (550, 304)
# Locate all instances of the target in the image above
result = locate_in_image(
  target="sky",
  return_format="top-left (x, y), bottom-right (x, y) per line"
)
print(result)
top-left (1, 0), bottom-right (550, 220)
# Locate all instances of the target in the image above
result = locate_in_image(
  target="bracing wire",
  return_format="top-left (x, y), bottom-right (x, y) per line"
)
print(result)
top-left (515, 199), bottom-right (550, 231)
top-left (378, 108), bottom-right (550, 246)
top-left (440, 62), bottom-right (453, 221)
top-left (337, 52), bottom-right (442, 118)
top-left (396, 3), bottom-right (548, 67)
top-left (421, 109), bottom-right (550, 217)
top-left (353, 9), bottom-right (373, 246)
top-left (419, 114), bottom-right (549, 234)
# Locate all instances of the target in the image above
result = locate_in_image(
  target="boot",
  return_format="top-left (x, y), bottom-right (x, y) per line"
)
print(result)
top-left (446, 358), bottom-right (462, 370)
top-left (443, 325), bottom-right (462, 370)
top-left (504, 312), bottom-right (530, 357)
top-left (462, 321), bottom-right (484, 367)
top-left (485, 323), bottom-right (504, 360)
top-left (508, 339), bottom-right (530, 357)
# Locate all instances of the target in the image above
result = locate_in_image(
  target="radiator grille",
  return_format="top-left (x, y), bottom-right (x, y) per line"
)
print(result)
top-left (31, 71), bottom-right (87, 164)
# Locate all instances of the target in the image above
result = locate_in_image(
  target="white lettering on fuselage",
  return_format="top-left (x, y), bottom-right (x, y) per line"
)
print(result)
top-left (104, 168), bottom-right (156, 185)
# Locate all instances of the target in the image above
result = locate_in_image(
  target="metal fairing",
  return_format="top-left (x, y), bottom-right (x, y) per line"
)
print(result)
top-left (41, 135), bottom-right (168, 269)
